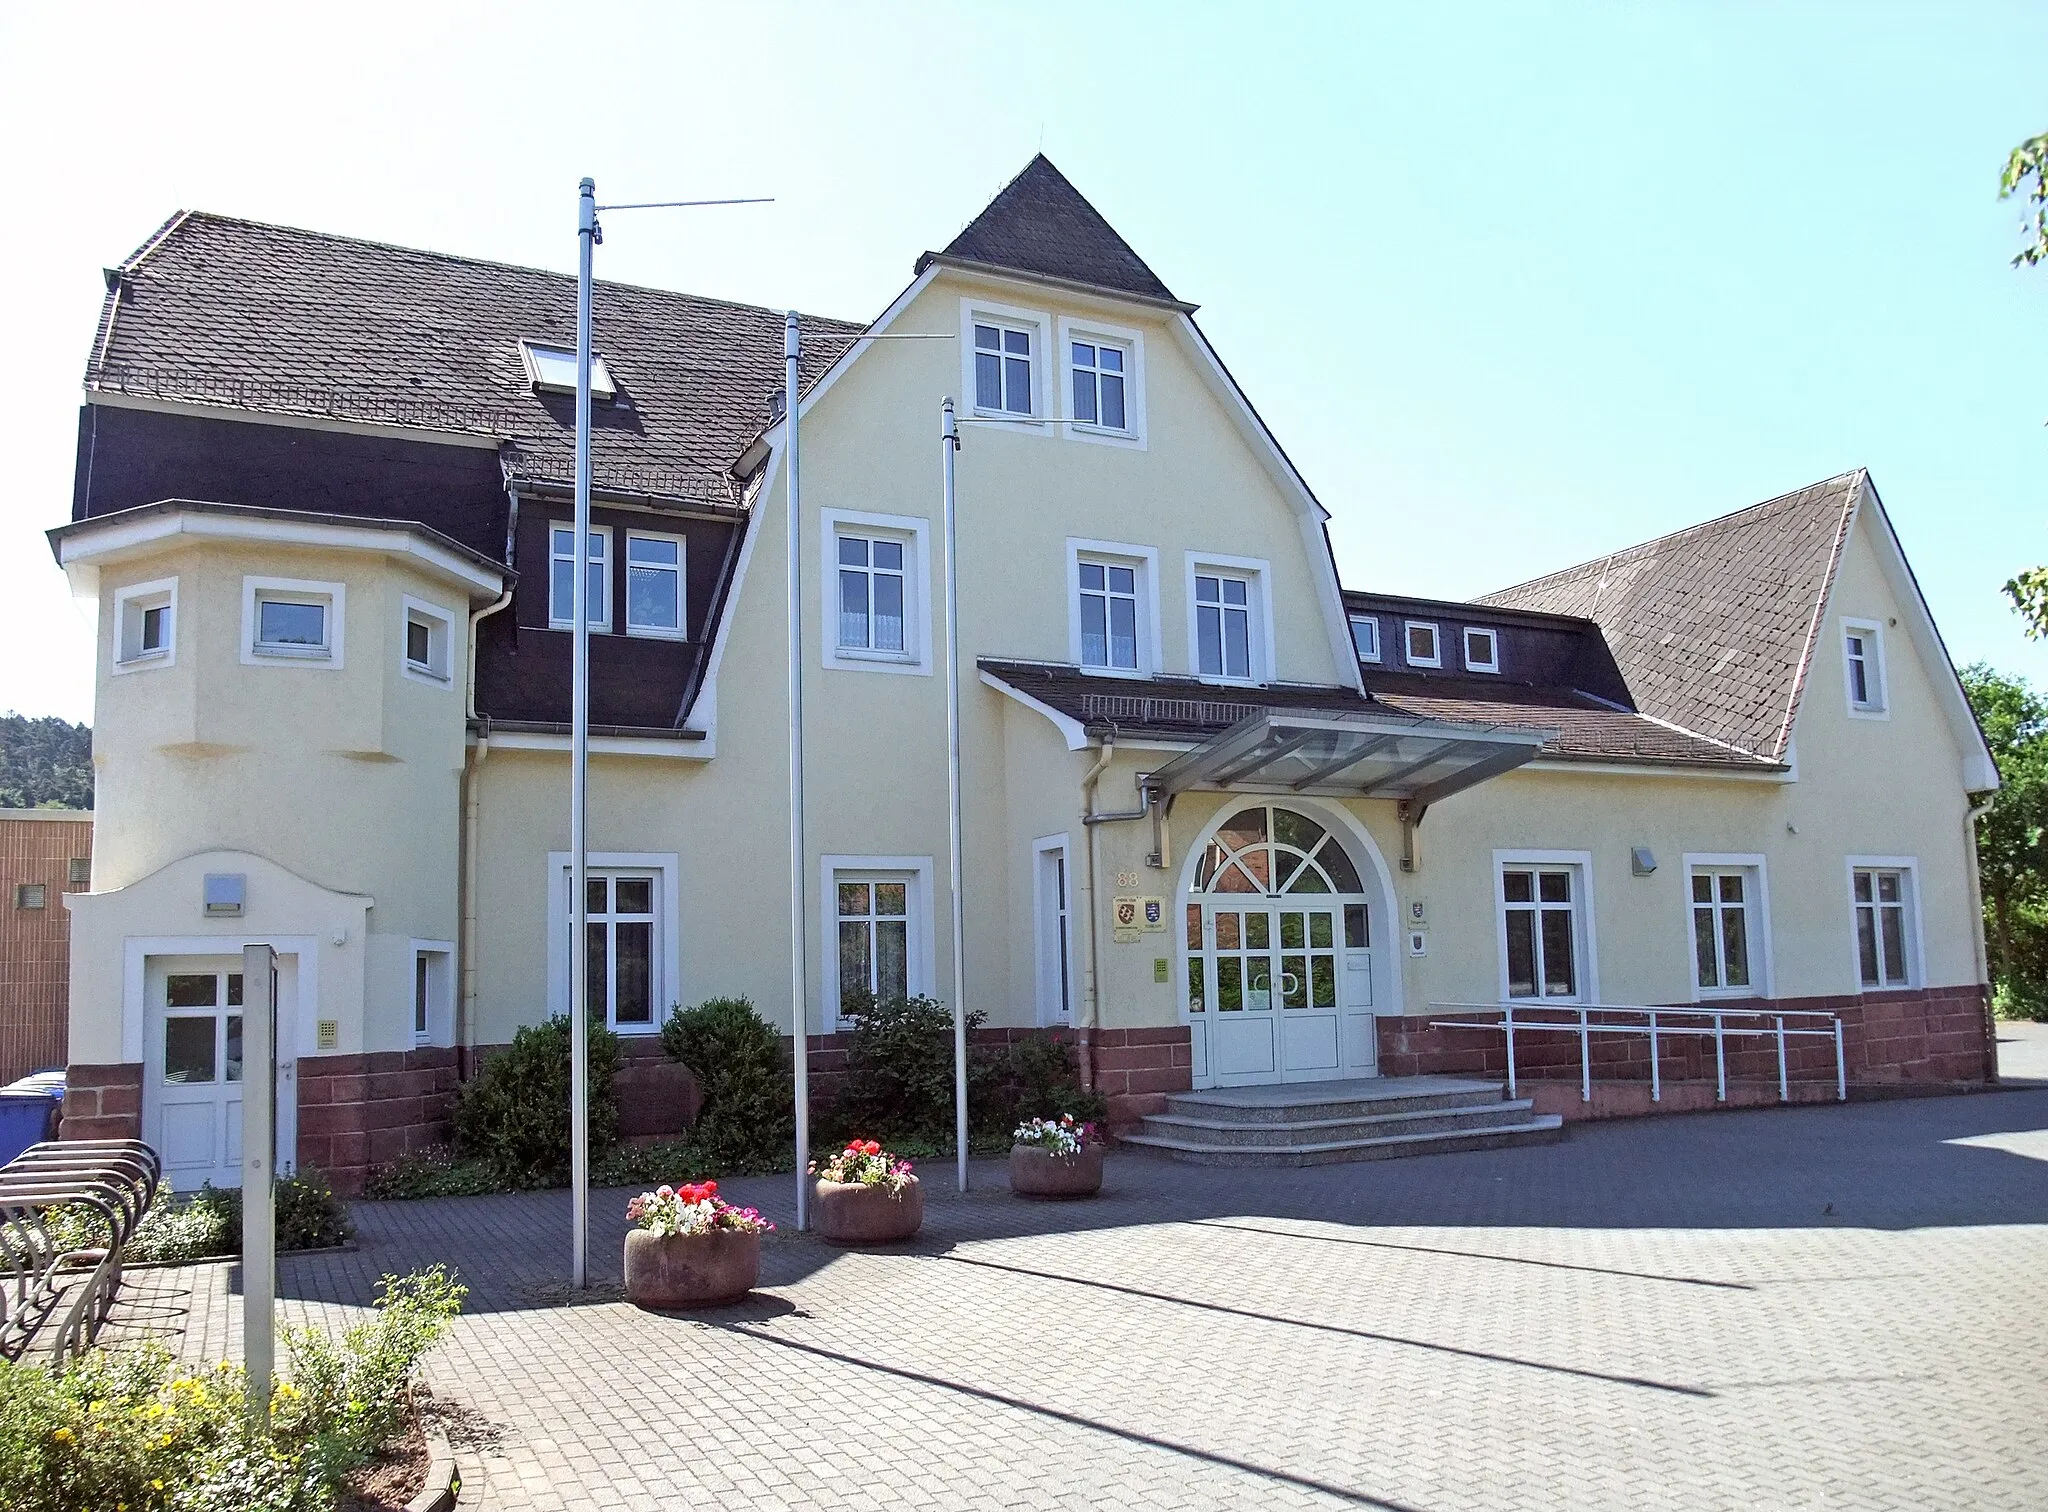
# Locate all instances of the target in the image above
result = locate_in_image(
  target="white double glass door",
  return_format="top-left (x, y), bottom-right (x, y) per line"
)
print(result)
top-left (1192, 902), bottom-right (1373, 1084)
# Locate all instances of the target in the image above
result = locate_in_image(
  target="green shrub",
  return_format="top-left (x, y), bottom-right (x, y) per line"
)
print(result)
top-left (363, 1145), bottom-right (505, 1200)
top-left (40, 1171), bottom-right (351, 1265)
top-left (451, 1014), bottom-right (620, 1185)
top-left (659, 996), bottom-right (794, 1170)
top-left (1000, 1032), bottom-right (1108, 1125)
top-left (0, 1265), bottom-right (464, 1512)
top-left (831, 992), bottom-right (1005, 1147)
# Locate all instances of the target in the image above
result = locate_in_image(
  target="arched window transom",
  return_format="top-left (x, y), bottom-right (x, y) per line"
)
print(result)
top-left (1192, 805), bottom-right (1364, 896)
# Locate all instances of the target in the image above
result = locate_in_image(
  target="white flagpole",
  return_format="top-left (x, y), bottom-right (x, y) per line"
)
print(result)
top-left (240, 943), bottom-right (277, 1418)
top-left (570, 177), bottom-right (597, 1288)
top-left (785, 313), bottom-right (811, 1231)
top-left (941, 399), bottom-right (968, 1192)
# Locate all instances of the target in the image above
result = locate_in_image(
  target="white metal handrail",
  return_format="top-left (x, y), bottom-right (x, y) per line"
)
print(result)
top-left (1427, 1002), bottom-right (1847, 1105)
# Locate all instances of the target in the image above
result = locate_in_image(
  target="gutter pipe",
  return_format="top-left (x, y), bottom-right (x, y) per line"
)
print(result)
top-left (1076, 733), bottom-right (1153, 1092)
top-left (457, 487), bottom-right (518, 1065)
top-left (1964, 791), bottom-right (1998, 1082)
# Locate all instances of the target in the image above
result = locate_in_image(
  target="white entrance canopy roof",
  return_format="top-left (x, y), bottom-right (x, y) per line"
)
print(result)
top-left (1143, 709), bottom-right (1551, 809)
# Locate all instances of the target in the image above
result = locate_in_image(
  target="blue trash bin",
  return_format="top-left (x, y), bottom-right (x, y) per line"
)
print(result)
top-left (0, 1091), bottom-right (57, 1168)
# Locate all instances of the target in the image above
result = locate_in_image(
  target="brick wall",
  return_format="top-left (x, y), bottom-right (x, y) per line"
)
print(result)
top-left (0, 812), bottom-right (92, 1083)
top-left (1376, 984), bottom-right (1995, 1102)
top-left (1082, 1027), bottom-right (1193, 1126)
top-left (296, 1047), bottom-right (460, 1194)
top-left (59, 1061), bottom-right (142, 1141)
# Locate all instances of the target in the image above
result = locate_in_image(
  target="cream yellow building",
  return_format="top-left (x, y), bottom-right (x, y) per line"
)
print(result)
top-left (51, 160), bottom-right (1997, 1189)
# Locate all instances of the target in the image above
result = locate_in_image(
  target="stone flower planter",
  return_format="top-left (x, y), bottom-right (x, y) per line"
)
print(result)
top-left (623, 1227), bottom-right (761, 1308)
top-left (1009, 1142), bottom-right (1104, 1199)
top-left (811, 1175), bottom-right (924, 1244)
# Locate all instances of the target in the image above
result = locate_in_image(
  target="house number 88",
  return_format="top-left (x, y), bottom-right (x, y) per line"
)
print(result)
top-left (1115, 871), bottom-right (1140, 888)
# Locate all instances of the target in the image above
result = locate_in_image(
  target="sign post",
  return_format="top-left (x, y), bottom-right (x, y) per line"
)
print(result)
top-left (241, 942), bottom-right (278, 1419)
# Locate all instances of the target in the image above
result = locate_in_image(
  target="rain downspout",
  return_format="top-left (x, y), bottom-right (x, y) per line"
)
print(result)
top-left (1964, 791), bottom-right (1998, 1082)
top-left (1078, 731), bottom-right (1154, 1092)
top-left (458, 486), bottom-right (519, 1065)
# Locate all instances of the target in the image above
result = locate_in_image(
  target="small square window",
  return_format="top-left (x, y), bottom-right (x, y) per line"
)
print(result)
top-left (15, 883), bottom-right (46, 910)
top-left (114, 579), bottom-right (177, 670)
top-left (1349, 615), bottom-right (1380, 662)
top-left (403, 598), bottom-right (453, 683)
top-left (520, 340), bottom-right (616, 400)
top-left (1404, 621), bottom-right (1441, 668)
top-left (67, 858), bottom-right (90, 887)
top-left (1463, 627), bottom-right (1499, 673)
top-left (255, 595), bottom-right (330, 657)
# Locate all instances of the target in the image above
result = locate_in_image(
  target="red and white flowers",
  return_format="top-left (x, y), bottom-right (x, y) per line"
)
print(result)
top-left (624, 1180), bottom-right (774, 1238)
top-left (1012, 1114), bottom-right (1096, 1158)
top-left (809, 1139), bottom-right (915, 1191)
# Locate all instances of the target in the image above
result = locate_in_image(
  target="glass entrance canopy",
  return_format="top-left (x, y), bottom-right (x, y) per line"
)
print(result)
top-left (1142, 709), bottom-right (1550, 808)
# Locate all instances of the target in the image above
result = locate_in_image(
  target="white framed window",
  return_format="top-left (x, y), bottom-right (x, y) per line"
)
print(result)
top-left (822, 508), bottom-right (931, 676)
top-left (1495, 850), bottom-right (1596, 1003)
top-left (1404, 621), bottom-right (1441, 669)
top-left (1069, 539), bottom-right (1161, 677)
top-left (1059, 316), bottom-right (1147, 448)
top-left (1033, 836), bottom-right (1076, 1026)
top-left (1683, 855), bottom-right (1771, 999)
top-left (960, 298), bottom-right (1049, 434)
top-left (241, 577), bottom-right (345, 669)
top-left (1848, 858), bottom-right (1920, 990)
top-left (624, 531), bottom-right (687, 639)
top-left (820, 855), bottom-right (935, 1029)
top-left (519, 339), bottom-right (616, 400)
top-left (974, 321), bottom-right (1035, 415)
top-left (1463, 627), bottom-right (1500, 674)
top-left (114, 578), bottom-right (177, 672)
top-left (1349, 614), bottom-right (1381, 663)
top-left (401, 595), bottom-right (454, 685)
top-left (548, 523), bottom-right (612, 631)
top-left (409, 942), bottom-right (454, 1046)
top-left (546, 852), bottom-right (680, 1036)
top-left (1184, 553), bottom-right (1274, 685)
top-left (1843, 619), bottom-right (1888, 718)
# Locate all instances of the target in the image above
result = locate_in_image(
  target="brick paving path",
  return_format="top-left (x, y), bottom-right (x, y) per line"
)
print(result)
top-left (136, 1088), bottom-right (2048, 1510)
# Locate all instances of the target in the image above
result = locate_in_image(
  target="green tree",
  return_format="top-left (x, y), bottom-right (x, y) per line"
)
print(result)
top-left (1960, 663), bottom-right (2048, 1018)
top-left (1999, 130), bottom-right (2048, 633)
top-left (0, 714), bottom-right (92, 810)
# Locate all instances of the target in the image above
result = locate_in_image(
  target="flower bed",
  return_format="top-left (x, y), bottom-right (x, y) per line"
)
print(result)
top-left (0, 1265), bottom-right (464, 1511)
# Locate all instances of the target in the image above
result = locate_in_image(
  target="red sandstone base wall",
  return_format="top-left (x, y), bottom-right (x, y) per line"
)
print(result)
top-left (1376, 984), bottom-right (1995, 1099)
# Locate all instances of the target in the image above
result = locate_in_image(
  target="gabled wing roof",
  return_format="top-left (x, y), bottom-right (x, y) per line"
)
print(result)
top-left (915, 154), bottom-right (1179, 304)
top-left (1477, 472), bottom-right (1862, 761)
top-left (88, 211), bottom-right (863, 507)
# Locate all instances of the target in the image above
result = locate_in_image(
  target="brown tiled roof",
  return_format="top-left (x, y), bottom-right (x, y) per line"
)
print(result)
top-left (1363, 676), bottom-right (1781, 770)
top-left (1476, 473), bottom-right (1861, 761)
top-left (917, 156), bottom-right (1180, 305)
top-left (88, 211), bottom-right (864, 508)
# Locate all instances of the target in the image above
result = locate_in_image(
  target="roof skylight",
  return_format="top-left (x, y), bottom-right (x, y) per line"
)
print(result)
top-left (520, 340), bottom-right (615, 400)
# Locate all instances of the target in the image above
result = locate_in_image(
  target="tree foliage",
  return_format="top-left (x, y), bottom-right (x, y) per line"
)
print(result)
top-left (2002, 130), bottom-right (2048, 269)
top-left (0, 713), bottom-right (92, 810)
top-left (1960, 664), bottom-right (2048, 1018)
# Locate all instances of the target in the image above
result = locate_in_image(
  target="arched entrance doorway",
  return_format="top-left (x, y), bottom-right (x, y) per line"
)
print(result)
top-left (1180, 803), bottom-right (1389, 1087)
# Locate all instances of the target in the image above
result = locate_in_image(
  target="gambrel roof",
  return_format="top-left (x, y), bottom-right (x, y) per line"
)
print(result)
top-left (1478, 473), bottom-right (1863, 762)
top-left (87, 211), bottom-right (862, 508)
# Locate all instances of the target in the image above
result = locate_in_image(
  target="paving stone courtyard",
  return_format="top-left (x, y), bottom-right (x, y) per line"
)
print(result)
top-left (121, 1065), bottom-right (2048, 1511)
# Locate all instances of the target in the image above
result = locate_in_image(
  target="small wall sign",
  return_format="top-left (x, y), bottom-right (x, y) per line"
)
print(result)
top-left (1139, 897), bottom-right (1166, 932)
top-left (1407, 899), bottom-right (1427, 927)
top-left (1153, 957), bottom-right (1170, 983)
top-left (315, 1019), bottom-right (339, 1051)
top-left (1407, 930), bottom-right (1428, 958)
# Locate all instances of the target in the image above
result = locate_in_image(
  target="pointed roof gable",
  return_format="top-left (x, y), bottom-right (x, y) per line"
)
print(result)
top-left (916, 155), bottom-right (1181, 305)
top-left (1478, 473), bottom-right (1863, 762)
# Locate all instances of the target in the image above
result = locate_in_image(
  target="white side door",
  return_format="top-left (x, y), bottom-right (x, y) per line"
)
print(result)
top-left (147, 957), bottom-right (245, 1190)
top-left (1340, 900), bottom-right (1377, 1074)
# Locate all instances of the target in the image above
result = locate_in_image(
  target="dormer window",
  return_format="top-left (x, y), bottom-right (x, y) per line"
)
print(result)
top-left (520, 340), bottom-right (615, 400)
top-left (1463, 627), bottom-right (1500, 674)
top-left (1404, 621), bottom-right (1441, 668)
top-left (1349, 615), bottom-right (1381, 662)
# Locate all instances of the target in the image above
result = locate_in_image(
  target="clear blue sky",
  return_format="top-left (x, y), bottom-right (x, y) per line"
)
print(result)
top-left (1, 2), bottom-right (2041, 722)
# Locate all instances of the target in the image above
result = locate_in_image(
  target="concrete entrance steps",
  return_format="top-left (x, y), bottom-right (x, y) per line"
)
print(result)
top-left (1120, 1075), bottom-right (1565, 1167)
